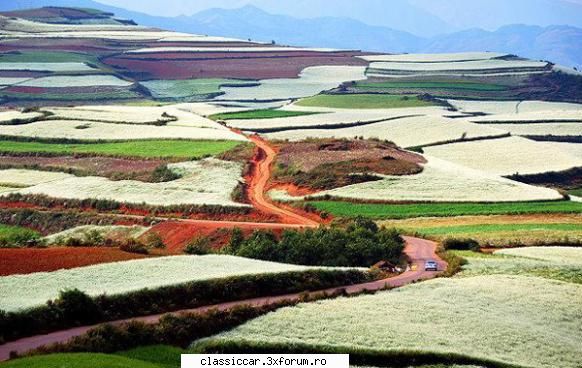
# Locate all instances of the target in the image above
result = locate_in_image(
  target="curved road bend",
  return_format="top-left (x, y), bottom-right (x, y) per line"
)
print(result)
top-left (246, 135), bottom-right (320, 227)
top-left (0, 136), bottom-right (446, 360)
top-left (0, 236), bottom-right (445, 361)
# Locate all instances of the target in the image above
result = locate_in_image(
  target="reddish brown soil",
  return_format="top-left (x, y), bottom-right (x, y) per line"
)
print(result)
top-left (0, 156), bottom-right (167, 182)
top-left (117, 51), bottom-right (363, 60)
top-left (0, 7), bottom-right (104, 19)
top-left (0, 70), bottom-right (49, 78)
top-left (277, 139), bottom-right (426, 172)
top-left (0, 39), bottom-right (121, 54)
top-left (0, 247), bottom-right (152, 276)
top-left (103, 54), bottom-right (368, 80)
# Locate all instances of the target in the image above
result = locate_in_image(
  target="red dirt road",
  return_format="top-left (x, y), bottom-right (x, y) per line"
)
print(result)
top-left (247, 135), bottom-right (320, 227)
top-left (0, 236), bottom-right (444, 360)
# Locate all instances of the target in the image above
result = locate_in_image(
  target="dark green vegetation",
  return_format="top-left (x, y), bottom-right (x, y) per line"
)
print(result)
top-left (0, 270), bottom-right (371, 343)
top-left (0, 353), bottom-right (163, 368)
top-left (0, 139), bottom-right (243, 159)
top-left (209, 109), bottom-right (321, 121)
top-left (27, 304), bottom-right (295, 356)
top-left (507, 167), bottom-right (582, 191)
top-left (296, 94), bottom-right (434, 109)
top-left (192, 340), bottom-right (517, 368)
top-left (222, 218), bottom-right (404, 267)
top-left (355, 80), bottom-right (508, 91)
top-left (0, 51), bottom-right (100, 64)
top-left (308, 200), bottom-right (582, 219)
top-left (0, 209), bottom-right (154, 236)
top-left (0, 224), bottom-right (41, 248)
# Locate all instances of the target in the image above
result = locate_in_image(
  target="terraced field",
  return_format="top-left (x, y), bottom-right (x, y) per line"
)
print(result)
top-left (308, 200), bottom-right (582, 219)
top-left (0, 139), bottom-right (243, 159)
top-left (194, 247), bottom-right (582, 368)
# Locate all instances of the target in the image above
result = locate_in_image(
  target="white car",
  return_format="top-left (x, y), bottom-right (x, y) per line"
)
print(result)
top-left (425, 260), bottom-right (438, 271)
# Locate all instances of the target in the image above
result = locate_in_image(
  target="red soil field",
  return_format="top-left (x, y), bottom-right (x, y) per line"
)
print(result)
top-left (0, 7), bottom-right (105, 19)
top-left (0, 156), bottom-right (167, 182)
top-left (104, 54), bottom-right (369, 80)
top-left (140, 42), bottom-right (271, 48)
top-left (4, 86), bottom-right (45, 94)
top-left (117, 51), bottom-right (363, 60)
top-left (0, 71), bottom-right (49, 78)
top-left (147, 221), bottom-right (285, 252)
top-left (0, 247), bottom-right (151, 276)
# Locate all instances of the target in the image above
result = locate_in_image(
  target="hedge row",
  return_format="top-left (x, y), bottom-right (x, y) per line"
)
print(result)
top-left (0, 269), bottom-right (372, 343)
top-left (2, 193), bottom-right (251, 216)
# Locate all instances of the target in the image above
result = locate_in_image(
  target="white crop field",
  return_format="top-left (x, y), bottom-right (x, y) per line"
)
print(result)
top-left (0, 62), bottom-right (96, 72)
top-left (359, 52), bottom-right (508, 63)
top-left (424, 136), bottom-right (582, 175)
top-left (199, 275), bottom-right (582, 368)
top-left (0, 119), bottom-right (247, 141)
top-left (264, 115), bottom-right (508, 148)
top-left (216, 66), bottom-right (366, 101)
top-left (0, 254), bottom-right (346, 312)
top-left (20, 75), bottom-right (133, 88)
top-left (2, 159), bottom-right (247, 207)
top-left (272, 157), bottom-right (561, 203)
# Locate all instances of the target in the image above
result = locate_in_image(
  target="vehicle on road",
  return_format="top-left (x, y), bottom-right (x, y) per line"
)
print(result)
top-left (425, 260), bottom-right (438, 271)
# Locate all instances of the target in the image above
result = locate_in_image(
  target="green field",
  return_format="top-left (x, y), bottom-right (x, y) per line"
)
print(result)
top-left (0, 90), bottom-right (142, 101)
top-left (354, 81), bottom-right (507, 91)
top-left (295, 94), bottom-right (434, 109)
top-left (0, 139), bottom-right (243, 159)
top-left (569, 187), bottom-right (582, 197)
top-left (0, 353), bottom-right (164, 368)
top-left (0, 224), bottom-right (40, 248)
top-left (210, 109), bottom-right (321, 121)
top-left (415, 223), bottom-right (582, 235)
top-left (0, 51), bottom-right (99, 64)
top-left (141, 79), bottom-right (254, 101)
top-left (309, 200), bottom-right (582, 219)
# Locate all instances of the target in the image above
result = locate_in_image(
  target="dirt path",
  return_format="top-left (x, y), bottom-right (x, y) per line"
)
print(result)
top-left (0, 236), bottom-right (444, 361)
top-left (246, 135), bottom-right (320, 226)
top-left (0, 134), bottom-right (448, 360)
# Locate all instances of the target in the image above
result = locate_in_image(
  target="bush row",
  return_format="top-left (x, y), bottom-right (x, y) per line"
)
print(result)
top-left (2, 193), bottom-right (251, 216)
top-left (0, 269), bottom-right (372, 343)
top-left (0, 208), bottom-right (155, 235)
top-left (192, 217), bottom-right (405, 268)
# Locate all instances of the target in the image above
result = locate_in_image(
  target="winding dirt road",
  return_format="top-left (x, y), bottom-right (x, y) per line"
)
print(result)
top-left (0, 237), bottom-right (444, 361)
top-left (0, 135), bottom-right (447, 360)
top-left (246, 135), bottom-right (320, 226)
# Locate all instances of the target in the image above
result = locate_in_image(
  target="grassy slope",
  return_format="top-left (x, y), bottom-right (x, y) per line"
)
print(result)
top-left (295, 94), bottom-right (434, 109)
top-left (0, 224), bottom-right (39, 246)
top-left (309, 200), bottom-right (582, 219)
top-left (210, 109), bottom-right (321, 121)
top-left (0, 353), bottom-right (163, 368)
top-left (0, 140), bottom-right (243, 159)
top-left (0, 51), bottom-right (99, 64)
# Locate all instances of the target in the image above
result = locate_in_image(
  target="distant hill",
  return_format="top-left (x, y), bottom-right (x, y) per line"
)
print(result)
top-left (1, 1), bottom-right (581, 69)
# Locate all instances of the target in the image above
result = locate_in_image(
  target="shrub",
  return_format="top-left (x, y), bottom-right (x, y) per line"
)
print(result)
top-left (184, 237), bottom-right (213, 255)
top-left (150, 164), bottom-right (180, 183)
top-left (55, 289), bottom-right (102, 325)
top-left (142, 232), bottom-right (166, 249)
top-left (442, 238), bottom-right (480, 251)
top-left (119, 239), bottom-right (149, 255)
